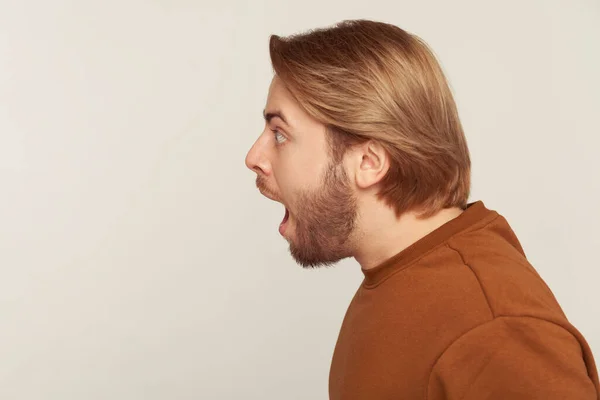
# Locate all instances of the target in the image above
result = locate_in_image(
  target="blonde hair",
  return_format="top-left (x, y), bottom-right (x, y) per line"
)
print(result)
top-left (269, 20), bottom-right (471, 218)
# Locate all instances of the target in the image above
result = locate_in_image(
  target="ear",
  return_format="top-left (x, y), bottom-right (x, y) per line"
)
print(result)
top-left (350, 140), bottom-right (390, 190)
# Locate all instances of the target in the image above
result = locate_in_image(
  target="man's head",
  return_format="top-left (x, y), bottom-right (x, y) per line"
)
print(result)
top-left (245, 20), bottom-right (471, 268)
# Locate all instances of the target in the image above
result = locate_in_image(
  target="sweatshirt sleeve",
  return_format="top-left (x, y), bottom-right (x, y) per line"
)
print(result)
top-left (427, 316), bottom-right (599, 400)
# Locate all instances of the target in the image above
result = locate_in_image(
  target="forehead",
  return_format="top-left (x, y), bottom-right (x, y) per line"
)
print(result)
top-left (264, 76), bottom-right (328, 136)
top-left (265, 76), bottom-right (297, 112)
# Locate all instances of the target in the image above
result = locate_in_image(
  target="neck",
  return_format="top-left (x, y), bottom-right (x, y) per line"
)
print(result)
top-left (353, 204), bottom-right (464, 270)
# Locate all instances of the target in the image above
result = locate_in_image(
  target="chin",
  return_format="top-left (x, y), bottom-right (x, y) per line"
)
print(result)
top-left (288, 243), bottom-right (350, 269)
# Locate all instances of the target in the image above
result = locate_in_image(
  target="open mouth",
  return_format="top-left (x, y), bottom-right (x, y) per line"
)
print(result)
top-left (256, 183), bottom-right (289, 235)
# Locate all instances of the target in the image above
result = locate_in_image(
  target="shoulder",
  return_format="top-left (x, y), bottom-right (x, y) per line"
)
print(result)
top-left (427, 316), bottom-right (599, 399)
top-left (446, 216), bottom-right (567, 320)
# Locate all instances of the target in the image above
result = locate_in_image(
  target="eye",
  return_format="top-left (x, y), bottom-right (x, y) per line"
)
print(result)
top-left (273, 129), bottom-right (287, 144)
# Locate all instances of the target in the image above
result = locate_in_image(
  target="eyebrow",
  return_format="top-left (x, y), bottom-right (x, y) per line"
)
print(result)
top-left (263, 109), bottom-right (289, 126)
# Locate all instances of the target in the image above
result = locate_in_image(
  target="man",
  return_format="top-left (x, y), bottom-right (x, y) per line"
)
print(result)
top-left (245, 19), bottom-right (599, 399)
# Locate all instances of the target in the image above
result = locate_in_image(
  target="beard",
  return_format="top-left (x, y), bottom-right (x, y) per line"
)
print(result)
top-left (288, 162), bottom-right (358, 268)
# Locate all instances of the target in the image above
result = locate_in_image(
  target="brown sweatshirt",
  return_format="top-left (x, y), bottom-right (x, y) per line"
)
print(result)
top-left (329, 201), bottom-right (599, 399)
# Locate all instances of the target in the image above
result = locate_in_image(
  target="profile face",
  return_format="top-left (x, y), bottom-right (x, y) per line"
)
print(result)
top-left (245, 77), bottom-right (358, 267)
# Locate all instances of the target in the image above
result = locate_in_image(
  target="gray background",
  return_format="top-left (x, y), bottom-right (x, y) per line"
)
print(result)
top-left (1, 0), bottom-right (599, 398)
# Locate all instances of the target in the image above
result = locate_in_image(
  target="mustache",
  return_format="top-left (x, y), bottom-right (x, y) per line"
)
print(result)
top-left (256, 176), bottom-right (281, 201)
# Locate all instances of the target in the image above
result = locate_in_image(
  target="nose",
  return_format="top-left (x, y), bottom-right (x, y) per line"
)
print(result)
top-left (245, 134), bottom-right (271, 175)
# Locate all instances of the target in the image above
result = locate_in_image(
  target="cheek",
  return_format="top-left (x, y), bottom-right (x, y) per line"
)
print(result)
top-left (277, 170), bottom-right (319, 203)
top-left (274, 146), bottom-right (331, 195)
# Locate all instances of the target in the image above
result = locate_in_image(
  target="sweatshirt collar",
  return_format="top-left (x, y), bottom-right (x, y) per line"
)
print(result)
top-left (361, 201), bottom-right (497, 288)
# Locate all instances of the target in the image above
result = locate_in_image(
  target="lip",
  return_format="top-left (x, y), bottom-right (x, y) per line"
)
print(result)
top-left (279, 208), bottom-right (290, 236)
top-left (258, 188), bottom-right (280, 203)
